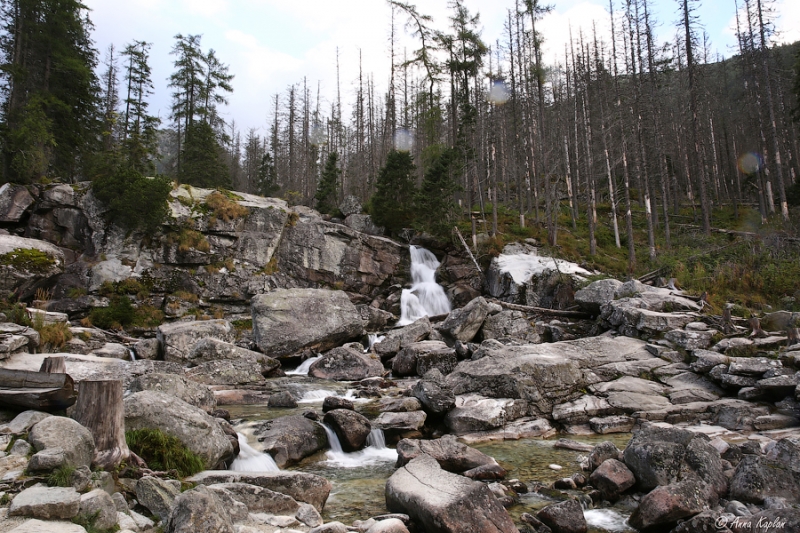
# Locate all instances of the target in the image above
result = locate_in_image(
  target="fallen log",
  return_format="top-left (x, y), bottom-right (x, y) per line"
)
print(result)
top-left (489, 299), bottom-right (592, 319)
top-left (39, 356), bottom-right (66, 373)
top-left (0, 368), bottom-right (77, 411)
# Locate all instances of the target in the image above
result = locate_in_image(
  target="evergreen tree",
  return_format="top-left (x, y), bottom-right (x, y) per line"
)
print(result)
top-left (92, 165), bottom-right (172, 233)
top-left (256, 152), bottom-right (279, 197)
top-left (0, 0), bottom-right (100, 183)
top-left (415, 148), bottom-right (460, 237)
top-left (315, 152), bottom-right (340, 215)
top-left (121, 41), bottom-right (159, 174)
top-left (370, 150), bottom-right (416, 236)
top-left (179, 121), bottom-right (229, 188)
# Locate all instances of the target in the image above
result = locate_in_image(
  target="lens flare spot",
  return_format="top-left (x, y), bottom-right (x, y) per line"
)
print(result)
top-left (394, 129), bottom-right (414, 152)
top-left (738, 152), bottom-right (762, 174)
top-left (488, 80), bottom-right (510, 105)
top-left (310, 123), bottom-right (327, 146)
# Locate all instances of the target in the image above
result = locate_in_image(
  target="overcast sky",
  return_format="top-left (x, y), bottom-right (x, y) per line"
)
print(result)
top-left (84, 0), bottom-right (800, 135)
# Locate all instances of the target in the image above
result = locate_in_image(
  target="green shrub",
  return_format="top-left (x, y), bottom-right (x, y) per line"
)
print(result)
top-left (36, 321), bottom-right (73, 348)
top-left (125, 428), bottom-right (205, 476)
top-left (92, 164), bottom-right (172, 233)
top-left (88, 295), bottom-right (135, 329)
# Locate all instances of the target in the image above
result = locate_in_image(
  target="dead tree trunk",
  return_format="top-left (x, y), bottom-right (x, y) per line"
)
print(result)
top-left (72, 380), bottom-right (131, 471)
top-left (39, 356), bottom-right (66, 374)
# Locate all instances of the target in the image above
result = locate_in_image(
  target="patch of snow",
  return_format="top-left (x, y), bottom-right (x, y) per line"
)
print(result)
top-left (494, 254), bottom-right (592, 285)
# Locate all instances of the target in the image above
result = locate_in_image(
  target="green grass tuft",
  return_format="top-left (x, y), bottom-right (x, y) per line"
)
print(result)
top-left (125, 428), bottom-right (205, 477)
top-left (47, 464), bottom-right (76, 487)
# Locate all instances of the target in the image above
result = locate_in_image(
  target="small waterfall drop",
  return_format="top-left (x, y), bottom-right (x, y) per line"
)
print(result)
top-left (398, 246), bottom-right (451, 326)
top-left (128, 348), bottom-right (136, 361)
top-left (365, 334), bottom-right (385, 353)
top-left (230, 433), bottom-right (279, 472)
top-left (286, 355), bottom-right (321, 376)
top-left (298, 389), bottom-right (362, 403)
top-left (320, 424), bottom-right (396, 468)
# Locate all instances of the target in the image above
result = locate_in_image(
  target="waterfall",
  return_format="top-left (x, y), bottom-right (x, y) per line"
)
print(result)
top-left (365, 334), bottom-right (385, 353)
top-left (398, 246), bottom-right (451, 326)
top-left (230, 433), bottom-right (279, 472)
top-left (286, 355), bottom-right (322, 376)
top-left (366, 428), bottom-right (386, 449)
top-left (128, 348), bottom-right (136, 361)
top-left (583, 509), bottom-right (633, 532)
top-left (320, 424), bottom-right (396, 468)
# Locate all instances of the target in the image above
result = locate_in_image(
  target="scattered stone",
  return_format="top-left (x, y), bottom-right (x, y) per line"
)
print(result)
top-left (158, 319), bottom-right (235, 363)
top-left (164, 485), bottom-right (234, 533)
top-left (136, 476), bottom-right (181, 521)
top-left (309, 344), bottom-right (384, 381)
top-left (8, 485), bottom-right (81, 520)
top-left (28, 416), bottom-right (94, 469)
top-left (268, 391), bottom-right (298, 408)
top-left (251, 415), bottom-right (328, 468)
top-left (589, 459), bottom-right (635, 501)
top-left (323, 409), bottom-right (371, 451)
top-left (78, 489), bottom-right (117, 530)
top-left (412, 369), bottom-right (455, 415)
top-left (536, 500), bottom-right (587, 533)
top-left (323, 396), bottom-right (354, 412)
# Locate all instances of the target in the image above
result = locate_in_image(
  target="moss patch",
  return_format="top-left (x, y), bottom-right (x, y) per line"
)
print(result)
top-left (125, 428), bottom-right (205, 476)
top-left (0, 248), bottom-right (56, 273)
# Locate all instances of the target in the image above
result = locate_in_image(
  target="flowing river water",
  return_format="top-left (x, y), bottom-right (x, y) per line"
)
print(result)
top-left (226, 246), bottom-right (636, 531)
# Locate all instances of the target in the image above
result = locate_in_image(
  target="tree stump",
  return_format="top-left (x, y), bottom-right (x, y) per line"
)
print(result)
top-left (39, 356), bottom-right (66, 374)
top-left (71, 380), bottom-right (131, 470)
top-left (788, 327), bottom-right (800, 347)
top-left (749, 317), bottom-right (767, 338)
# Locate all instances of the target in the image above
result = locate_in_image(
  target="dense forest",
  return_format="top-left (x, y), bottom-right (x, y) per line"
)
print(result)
top-left (1, 0), bottom-right (800, 269)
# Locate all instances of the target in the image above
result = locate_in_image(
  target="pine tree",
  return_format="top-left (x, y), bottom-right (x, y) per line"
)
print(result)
top-left (315, 152), bottom-right (341, 215)
top-left (370, 150), bottom-right (417, 236)
top-left (121, 41), bottom-right (159, 174)
top-left (415, 148), bottom-right (460, 237)
top-left (0, 0), bottom-right (100, 183)
top-left (256, 152), bottom-right (279, 197)
top-left (179, 121), bottom-right (230, 188)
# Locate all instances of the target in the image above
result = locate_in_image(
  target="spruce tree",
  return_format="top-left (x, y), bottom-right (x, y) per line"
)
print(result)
top-left (415, 148), bottom-right (460, 237)
top-left (179, 121), bottom-right (230, 188)
top-left (121, 41), bottom-right (159, 174)
top-left (315, 152), bottom-right (340, 215)
top-left (0, 0), bottom-right (100, 183)
top-left (370, 150), bottom-right (416, 236)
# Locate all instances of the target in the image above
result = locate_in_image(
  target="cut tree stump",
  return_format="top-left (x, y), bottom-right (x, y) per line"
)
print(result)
top-left (39, 356), bottom-right (66, 373)
top-left (71, 380), bottom-right (131, 470)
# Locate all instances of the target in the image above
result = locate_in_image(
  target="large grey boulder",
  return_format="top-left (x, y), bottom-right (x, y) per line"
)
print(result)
top-left (9, 486), bottom-right (81, 520)
top-left (128, 373), bottom-right (216, 412)
top-left (157, 320), bottom-right (235, 363)
top-left (29, 417), bottom-right (94, 469)
top-left (252, 415), bottom-right (328, 468)
top-left (438, 297), bottom-right (495, 343)
top-left (345, 214), bottom-right (384, 235)
top-left (629, 479), bottom-right (713, 531)
top-left (164, 485), bottom-right (234, 533)
top-left (78, 489), bottom-right (117, 530)
top-left (574, 278), bottom-right (623, 314)
top-left (373, 411), bottom-right (427, 433)
top-left (444, 395), bottom-right (528, 434)
top-left (536, 500), bottom-right (587, 533)
top-left (252, 288), bottom-right (363, 358)
top-left (4, 519), bottom-right (88, 533)
top-left (412, 369), bottom-right (455, 415)
top-left (339, 195), bottom-right (363, 217)
top-left (188, 337), bottom-right (280, 373)
top-left (588, 459), bottom-right (635, 501)
top-left (479, 310), bottom-right (540, 343)
top-left (374, 318), bottom-right (432, 361)
top-left (308, 344), bottom-right (384, 381)
top-left (323, 409), bottom-right (371, 452)
top-left (393, 341), bottom-right (456, 377)
top-left (124, 391), bottom-right (233, 468)
top-left (187, 470), bottom-right (332, 511)
top-left (395, 435), bottom-right (502, 475)
top-left (385, 453), bottom-right (517, 533)
top-left (2, 410), bottom-right (51, 435)
top-left (207, 482), bottom-right (300, 515)
top-left (622, 425), bottom-right (727, 499)
top-left (0, 183), bottom-right (35, 222)
top-left (136, 476), bottom-right (180, 521)
top-left (446, 335), bottom-right (656, 416)
top-left (0, 235), bottom-right (65, 296)
top-left (274, 214), bottom-right (406, 296)
top-left (185, 359), bottom-right (267, 385)
top-left (729, 453), bottom-right (800, 504)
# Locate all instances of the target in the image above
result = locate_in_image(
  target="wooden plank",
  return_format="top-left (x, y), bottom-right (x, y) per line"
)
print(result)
top-left (0, 368), bottom-right (76, 410)
top-left (0, 368), bottom-right (71, 389)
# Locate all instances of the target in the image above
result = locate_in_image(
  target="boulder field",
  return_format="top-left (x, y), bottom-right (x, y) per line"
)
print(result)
top-left (0, 183), bottom-right (798, 532)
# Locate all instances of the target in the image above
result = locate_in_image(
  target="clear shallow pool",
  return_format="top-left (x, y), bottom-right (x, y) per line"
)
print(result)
top-left (227, 401), bottom-right (635, 531)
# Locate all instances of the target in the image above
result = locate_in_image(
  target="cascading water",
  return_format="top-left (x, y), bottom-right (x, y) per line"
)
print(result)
top-left (365, 334), bottom-right (385, 352)
top-left (320, 424), bottom-right (396, 468)
top-left (298, 389), bottom-right (364, 403)
top-left (285, 355), bottom-right (322, 376)
top-left (230, 433), bottom-right (279, 472)
top-left (398, 246), bottom-right (451, 326)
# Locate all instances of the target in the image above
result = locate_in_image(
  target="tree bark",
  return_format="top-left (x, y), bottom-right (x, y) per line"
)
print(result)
top-left (71, 380), bottom-right (131, 471)
top-left (39, 356), bottom-right (66, 374)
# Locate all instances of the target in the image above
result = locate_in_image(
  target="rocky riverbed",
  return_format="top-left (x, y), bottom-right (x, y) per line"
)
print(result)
top-left (0, 182), bottom-right (798, 533)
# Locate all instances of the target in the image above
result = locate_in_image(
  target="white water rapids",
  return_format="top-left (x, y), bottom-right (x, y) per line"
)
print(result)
top-left (230, 433), bottom-right (279, 472)
top-left (321, 425), bottom-right (397, 468)
top-left (397, 246), bottom-right (451, 326)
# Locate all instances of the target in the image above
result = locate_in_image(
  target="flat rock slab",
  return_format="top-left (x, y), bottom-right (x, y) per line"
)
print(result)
top-left (385, 454), bottom-right (518, 533)
top-left (6, 519), bottom-right (88, 533)
top-left (590, 376), bottom-right (669, 395)
top-left (187, 470), bottom-right (331, 512)
top-left (9, 486), bottom-right (81, 520)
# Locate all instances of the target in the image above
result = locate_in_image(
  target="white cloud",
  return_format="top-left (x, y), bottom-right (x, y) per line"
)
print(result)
top-left (775, 0), bottom-right (800, 45)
